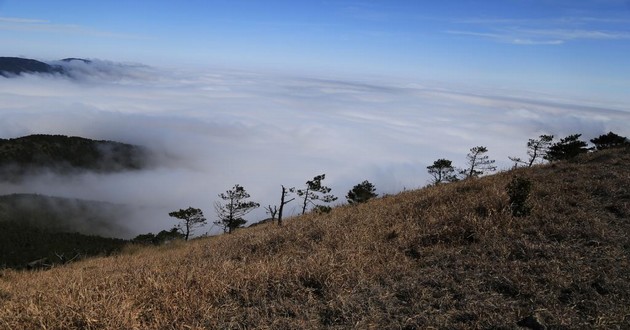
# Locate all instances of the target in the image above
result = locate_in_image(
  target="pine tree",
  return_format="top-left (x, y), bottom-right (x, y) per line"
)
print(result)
top-left (460, 146), bottom-right (496, 179)
top-left (545, 134), bottom-right (590, 161)
top-left (427, 159), bottom-right (458, 185)
top-left (214, 184), bottom-right (259, 233)
top-left (168, 207), bottom-right (206, 241)
top-left (294, 174), bottom-right (337, 214)
top-left (590, 132), bottom-right (629, 150)
top-left (509, 134), bottom-right (553, 167)
top-left (346, 180), bottom-right (378, 204)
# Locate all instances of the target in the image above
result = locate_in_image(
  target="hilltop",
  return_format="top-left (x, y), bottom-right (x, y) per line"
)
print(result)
top-left (0, 147), bottom-right (628, 329)
top-left (0, 57), bottom-right (94, 77)
top-left (0, 57), bottom-right (64, 77)
top-left (0, 134), bottom-right (149, 180)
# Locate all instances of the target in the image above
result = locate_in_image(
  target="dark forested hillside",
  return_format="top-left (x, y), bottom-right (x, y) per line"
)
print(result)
top-left (0, 194), bottom-right (134, 269)
top-left (0, 194), bottom-right (132, 237)
top-left (0, 134), bottom-right (149, 180)
top-left (0, 220), bottom-right (128, 269)
top-left (0, 57), bottom-right (64, 76)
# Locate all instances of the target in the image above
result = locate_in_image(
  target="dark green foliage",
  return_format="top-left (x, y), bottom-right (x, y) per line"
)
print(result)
top-left (545, 134), bottom-right (590, 161)
top-left (214, 185), bottom-right (259, 234)
top-left (346, 180), bottom-right (378, 204)
top-left (169, 207), bottom-right (206, 240)
top-left (0, 134), bottom-right (148, 181)
top-left (0, 221), bottom-right (127, 270)
top-left (132, 228), bottom-right (184, 245)
top-left (590, 132), bottom-right (629, 150)
top-left (427, 159), bottom-right (458, 185)
top-left (506, 176), bottom-right (532, 217)
top-left (509, 134), bottom-right (554, 167)
top-left (294, 174), bottom-right (338, 214)
top-left (461, 146), bottom-right (496, 178)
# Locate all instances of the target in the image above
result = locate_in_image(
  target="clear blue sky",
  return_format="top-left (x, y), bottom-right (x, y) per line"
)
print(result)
top-left (1, 0), bottom-right (630, 101)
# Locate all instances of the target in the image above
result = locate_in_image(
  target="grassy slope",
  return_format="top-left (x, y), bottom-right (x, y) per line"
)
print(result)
top-left (0, 148), bottom-right (629, 329)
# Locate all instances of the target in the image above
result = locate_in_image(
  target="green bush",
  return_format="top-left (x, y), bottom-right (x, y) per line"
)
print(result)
top-left (506, 176), bottom-right (532, 217)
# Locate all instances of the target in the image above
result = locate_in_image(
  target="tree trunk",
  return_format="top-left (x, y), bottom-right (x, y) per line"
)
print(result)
top-left (278, 186), bottom-right (286, 226)
top-left (301, 187), bottom-right (309, 215)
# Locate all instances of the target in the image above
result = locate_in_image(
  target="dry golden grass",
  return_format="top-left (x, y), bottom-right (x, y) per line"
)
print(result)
top-left (1, 148), bottom-right (629, 329)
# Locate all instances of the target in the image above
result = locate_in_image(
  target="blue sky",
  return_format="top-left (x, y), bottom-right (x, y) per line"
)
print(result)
top-left (1, 0), bottom-right (630, 101)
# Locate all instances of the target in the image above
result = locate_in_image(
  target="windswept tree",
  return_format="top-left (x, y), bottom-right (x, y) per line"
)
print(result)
top-left (590, 132), bottom-right (629, 150)
top-left (509, 134), bottom-right (554, 167)
top-left (346, 180), bottom-right (378, 204)
top-left (214, 184), bottom-right (260, 233)
top-left (294, 174), bottom-right (337, 215)
top-left (427, 159), bottom-right (458, 185)
top-left (460, 146), bottom-right (496, 179)
top-left (276, 185), bottom-right (295, 226)
top-left (545, 134), bottom-right (590, 161)
top-left (168, 207), bottom-right (206, 241)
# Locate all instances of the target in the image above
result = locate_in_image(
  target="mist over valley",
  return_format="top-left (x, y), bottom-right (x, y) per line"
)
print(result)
top-left (1, 57), bottom-right (629, 238)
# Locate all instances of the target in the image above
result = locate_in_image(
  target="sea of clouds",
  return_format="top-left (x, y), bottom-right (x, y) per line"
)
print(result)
top-left (1, 59), bottom-right (628, 237)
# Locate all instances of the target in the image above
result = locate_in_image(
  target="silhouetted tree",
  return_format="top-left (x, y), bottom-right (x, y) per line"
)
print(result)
top-left (264, 205), bottom-right (278, 222)
top-left (509, 134), bottom-right (554, 167)
top-left (346, 180), bottom-right (378, 204)
top-left (545, 134), bottom-right (590, 161)
top-left (276, 185), bottom-right (295, 226)
top-left (590, 132), bottom-right (629, 150)
top-left (294, 174), bottom-right (337, 214)
top-left (214, 184), bottom-right (260, 233)
top-left (168, 207), bottom-right (206, 241)
top-left (460, 146), bottom-right (496, 179)
top-left (427, 159), bottom-right (458, 185)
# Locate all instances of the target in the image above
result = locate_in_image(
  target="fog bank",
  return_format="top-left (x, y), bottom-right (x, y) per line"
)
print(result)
top-left (1, 62), bottom-right (628, 236)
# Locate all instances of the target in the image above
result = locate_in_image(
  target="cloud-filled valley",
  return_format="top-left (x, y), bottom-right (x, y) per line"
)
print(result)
top-left (1, 60), bottom-right (629, 237)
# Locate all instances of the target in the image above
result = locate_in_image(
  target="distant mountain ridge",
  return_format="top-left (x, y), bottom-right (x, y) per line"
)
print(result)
top-left (0, 57), bottom-right (65, 76)
top-left (0, 134), bottom-right (150, 180)
top-left (1, 56), bottom-right (151, 81)
top-left (0, 56), bottom-right (95, 77)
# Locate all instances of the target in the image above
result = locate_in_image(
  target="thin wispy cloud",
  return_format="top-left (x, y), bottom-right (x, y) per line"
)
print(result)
top-left (0, 16), bottom-right (148, 39)
top-left (448, 15), bottom-right (630, 45)
top-left (0, 17), bottom-right (48, 24)
top-left (445, 30), bottom-right (564, 45)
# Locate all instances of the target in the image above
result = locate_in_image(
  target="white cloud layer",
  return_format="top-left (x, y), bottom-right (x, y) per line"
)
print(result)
top-left (1, 62), bottom-right (628, 236)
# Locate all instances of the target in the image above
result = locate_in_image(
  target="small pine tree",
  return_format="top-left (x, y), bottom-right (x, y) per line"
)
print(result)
top-left (427, 159), bottom-right (458, 185)
top-left (168, 207), bottom-right (206, 241)
top-left (346, 180), bottom-right (378, 204)
top-left (294, 174), bottom-right (337, 214)
top-left (506, 176), bottom-right (532, 217)
top-left (461, 146), bottom-right (496, 179)
top-left (545, 134), bottom-right (590, 161)
top-left (509, 134), bottom-right (554, 167)
top-left (214, 184), bottom-right (260, 233)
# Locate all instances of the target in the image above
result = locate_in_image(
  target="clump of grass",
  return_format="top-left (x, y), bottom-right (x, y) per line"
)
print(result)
top-left (0, 147), bottom-right (629, 329)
